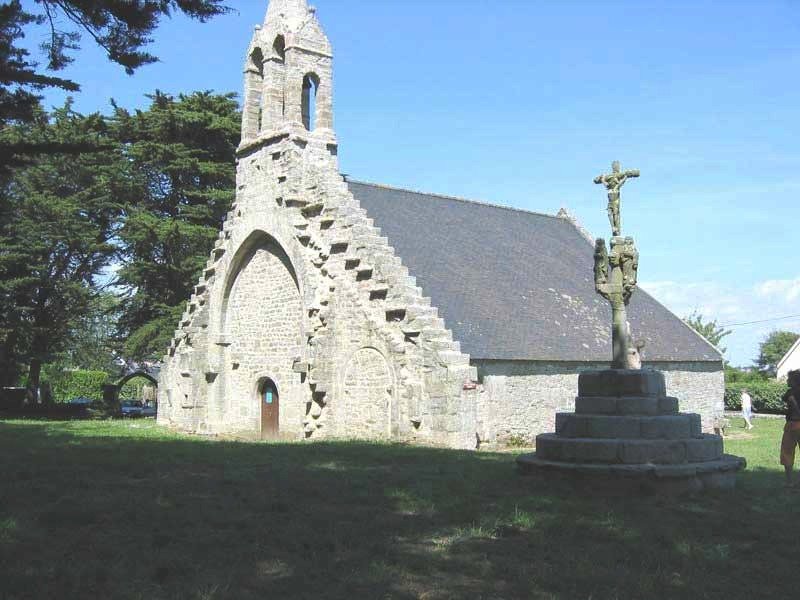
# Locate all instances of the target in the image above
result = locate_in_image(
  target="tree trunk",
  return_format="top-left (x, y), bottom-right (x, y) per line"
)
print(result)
top-left (27, 358), bottom-right (42, 404)
top-left (0, 339), bottom-right (15, 388)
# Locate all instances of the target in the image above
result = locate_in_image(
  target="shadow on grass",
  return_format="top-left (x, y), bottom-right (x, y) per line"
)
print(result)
top-left (0, 420), bottom-right (797, 600)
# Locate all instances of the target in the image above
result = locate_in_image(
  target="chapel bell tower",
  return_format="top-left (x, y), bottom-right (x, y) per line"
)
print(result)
top-left (241, 0), bottom-right (335, 144)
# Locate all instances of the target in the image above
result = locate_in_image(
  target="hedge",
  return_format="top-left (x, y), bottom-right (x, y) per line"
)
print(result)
top-left (45, 370), bottom-right (110, 403)
top-left (724, 381), bottom-right (788, 414)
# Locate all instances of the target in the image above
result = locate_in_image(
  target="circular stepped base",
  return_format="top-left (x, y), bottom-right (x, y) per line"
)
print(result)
top-left (517, 369), bottom-right (747, 494)
top-left (516, 452), bottom-right (746, 494)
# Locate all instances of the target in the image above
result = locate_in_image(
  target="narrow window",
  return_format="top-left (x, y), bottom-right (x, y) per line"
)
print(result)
top-left (302, 73), bottom-right (320, 131)
top-left (245, 47), bottom-right (265, 137)
top-left (273, 36), bottom-right (286, 116)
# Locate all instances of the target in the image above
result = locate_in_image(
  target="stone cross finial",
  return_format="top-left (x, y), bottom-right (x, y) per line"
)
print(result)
top-left (593, 161), bottom-right (639, 237)
top-left (593, 162), bottom-right (642, 370)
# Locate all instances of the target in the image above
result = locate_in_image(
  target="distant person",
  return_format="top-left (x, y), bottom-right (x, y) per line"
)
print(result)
top-left (780, 370), bottom-right (800, 487)
top-left (740, 389), bottom-right (754, 430)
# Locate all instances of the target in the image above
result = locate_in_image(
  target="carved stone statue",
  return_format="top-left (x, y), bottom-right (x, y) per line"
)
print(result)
top-left (593, 238), bottom-right (608, 286)
top-left (620, 236), bottom-right (639, 301)
top-left (593, 161), bottom-right (640, 237)
top-left (592, 161), bottom-right (641, 369)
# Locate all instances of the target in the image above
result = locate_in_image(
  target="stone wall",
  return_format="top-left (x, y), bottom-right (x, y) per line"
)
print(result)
top-left (474, 359), bottom-right (724, 446)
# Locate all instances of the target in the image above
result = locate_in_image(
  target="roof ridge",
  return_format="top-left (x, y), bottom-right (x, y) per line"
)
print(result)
top-left (346, 178), bottom-right (564, 221)
top-left (777, 336), bottom-right (800, 371)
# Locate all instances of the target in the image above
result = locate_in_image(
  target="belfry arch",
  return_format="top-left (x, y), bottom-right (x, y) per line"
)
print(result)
top-left (242, 47), bottom-right (265, 139)
top-left (302, 72), bottom-right (320, 131)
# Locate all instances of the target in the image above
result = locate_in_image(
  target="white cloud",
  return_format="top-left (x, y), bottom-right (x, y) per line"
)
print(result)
top-left (641, 278), bottom-right (800, 367)
top-left (755, 278), bottom-right (800, 302)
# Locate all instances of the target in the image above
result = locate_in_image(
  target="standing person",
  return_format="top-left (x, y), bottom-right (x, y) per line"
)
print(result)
top-left (780, 370), bottom-right (800, 487)
top-left (740, 389), bottom-right (754, 430)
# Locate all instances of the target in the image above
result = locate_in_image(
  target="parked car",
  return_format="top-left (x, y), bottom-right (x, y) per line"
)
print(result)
top-left (120, 400), bottom-right (143, 418)
top-left (68, 397), bottom-right (93, 407)
top-left (140, 403), bottom-right (157, 418)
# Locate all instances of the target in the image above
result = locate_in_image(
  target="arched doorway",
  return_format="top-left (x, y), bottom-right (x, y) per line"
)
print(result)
top-left (259, 378), bottom-right (279, 440)
top-left (102, 370), bottom-right (159, 415)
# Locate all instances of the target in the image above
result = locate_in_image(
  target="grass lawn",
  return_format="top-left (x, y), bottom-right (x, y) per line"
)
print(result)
top-left (0, 417), bottom-right (797, 600)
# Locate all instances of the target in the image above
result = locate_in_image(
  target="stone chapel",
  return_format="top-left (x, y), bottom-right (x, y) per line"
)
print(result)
top-left (157, 0), bottom-right (723, 448)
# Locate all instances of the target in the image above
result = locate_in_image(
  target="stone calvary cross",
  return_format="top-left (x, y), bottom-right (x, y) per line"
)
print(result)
top-left (593, 161), bottom-right (640, 369)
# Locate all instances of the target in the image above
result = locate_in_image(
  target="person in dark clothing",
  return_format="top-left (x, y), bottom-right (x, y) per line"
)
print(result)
top-left (780, 370), bottom-right (800, 487)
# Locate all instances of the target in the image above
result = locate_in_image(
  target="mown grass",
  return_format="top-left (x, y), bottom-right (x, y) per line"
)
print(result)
top-left (0, 417), bottom-right (796, 600)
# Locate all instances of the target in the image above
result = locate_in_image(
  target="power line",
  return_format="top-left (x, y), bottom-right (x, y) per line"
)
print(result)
top-left (720, 313), bottom-right (800, 328)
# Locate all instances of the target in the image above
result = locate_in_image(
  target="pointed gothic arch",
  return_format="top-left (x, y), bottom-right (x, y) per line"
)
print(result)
top-left (215, 230), bottom-right (305, 432)
top-left (221, 230), bottom-right (300, 313)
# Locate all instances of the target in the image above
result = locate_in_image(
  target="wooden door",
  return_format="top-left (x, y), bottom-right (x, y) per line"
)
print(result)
top-left (260, 380), bottom-right (279, 440)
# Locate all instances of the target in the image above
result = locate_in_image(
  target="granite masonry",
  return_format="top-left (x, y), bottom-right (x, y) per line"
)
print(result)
top-left (157, 0), bottom-right (725, 448)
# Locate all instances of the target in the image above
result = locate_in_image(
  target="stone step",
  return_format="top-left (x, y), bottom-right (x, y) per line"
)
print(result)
top-left (535, 433), bottom-right (723, 465)
top-left (578, 369), bottom-right (667, 398)
top-left (437, 350), bottom-right (470, 367)
top-left (574, 395), bottom-right (679, 416)
top-left (555, 413), bottom-right (702, 439)
top-left (426, 338), bottom-right (461, 353)
top-left (407, 304), bottom-right (437, 320)
top-left (516, 453), bottom-right (746, 493)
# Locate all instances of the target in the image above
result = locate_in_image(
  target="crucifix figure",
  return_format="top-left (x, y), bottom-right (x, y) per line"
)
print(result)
top-left (593, 160), bottom-right (639, 236)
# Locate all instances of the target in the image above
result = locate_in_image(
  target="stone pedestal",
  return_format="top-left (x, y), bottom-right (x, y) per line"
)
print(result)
top-left (516, 369), bottom-right (745, 493)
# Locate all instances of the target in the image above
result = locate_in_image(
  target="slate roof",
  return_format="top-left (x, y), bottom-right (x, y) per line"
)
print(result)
top-left (348, 180), bottom-right (721, 363)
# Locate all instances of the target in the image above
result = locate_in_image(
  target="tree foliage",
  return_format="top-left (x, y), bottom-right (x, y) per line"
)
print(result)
top-left (724, 380), bottom-right (787, 414)
top-left (31, 0), bottom-right (231, 74)
top-left (58, 292), bottom-right (122, 373)
top-left (0, 102), bottom-right (127, 386)
top-left (0, 90), bottom-right (240, 384)
top-left (0, 0), bottom-right (230, 172)
top-left (113, 91), bottom-right (240, 360)
top-left (683, 311), bottom-right (732, 354)
top-left (756, 330), bottom-right (800, 374)
top-left (0, 0), bottom-right (231, 386)
top-left (724, 364), bottom-right (767, 385)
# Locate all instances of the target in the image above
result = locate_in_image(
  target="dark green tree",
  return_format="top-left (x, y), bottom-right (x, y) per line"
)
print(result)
top-left (0, 0), bottom-right (232, 387)
top-left (57, 291), bottom-right (122, 373)
top-left (0, 102), bottom-right (128, 388)
top-left (756, 330), bottom-right (800, 375)
top-left (113, 90), bottom-right (239, 360)
top-left (0, 0), bottom-right (230, 171)
top-left (683, 311), bottom-right (732, 355)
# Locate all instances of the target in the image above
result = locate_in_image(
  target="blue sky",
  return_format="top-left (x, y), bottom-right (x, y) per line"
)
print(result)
top-left (21, 0), bottom-right (800, 366)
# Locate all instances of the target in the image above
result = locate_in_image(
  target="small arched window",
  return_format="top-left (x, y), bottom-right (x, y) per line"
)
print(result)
top-left (302, 73), bottom-right (320, 131)
top-left (273, 35), bottom-right (286, 62)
